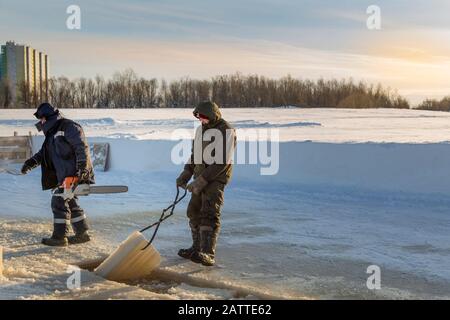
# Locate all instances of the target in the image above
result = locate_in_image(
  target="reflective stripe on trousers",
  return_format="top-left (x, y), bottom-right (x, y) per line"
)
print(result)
top-left (53, 215), bottom-right (86, 224)
top-left (51, 187), bottom-right (89, 236)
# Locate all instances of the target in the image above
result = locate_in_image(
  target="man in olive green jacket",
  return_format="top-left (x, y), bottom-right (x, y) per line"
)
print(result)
top-left (176, 101), bottom-right (236, 266)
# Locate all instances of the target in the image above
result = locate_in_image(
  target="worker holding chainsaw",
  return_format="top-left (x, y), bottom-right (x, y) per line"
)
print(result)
top-left (21, 103), bottom-right (95, 247)
top-left (176, 101), bottom-right (236, 266)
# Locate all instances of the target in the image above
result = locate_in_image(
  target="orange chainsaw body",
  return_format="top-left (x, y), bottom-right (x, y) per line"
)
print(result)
top-left (62, 176), bottom-right (79, 190)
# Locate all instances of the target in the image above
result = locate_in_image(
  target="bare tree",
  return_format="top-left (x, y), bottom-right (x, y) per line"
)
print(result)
top-left (40, 69), bottom-right (412, 110)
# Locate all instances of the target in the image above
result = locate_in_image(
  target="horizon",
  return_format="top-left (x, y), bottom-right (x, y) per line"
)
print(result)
top-left (1, 0), bottom-right (450, 105)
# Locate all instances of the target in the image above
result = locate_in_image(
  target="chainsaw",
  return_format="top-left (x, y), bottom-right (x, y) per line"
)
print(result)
top-left (55, 176), bottom-right (128, 200)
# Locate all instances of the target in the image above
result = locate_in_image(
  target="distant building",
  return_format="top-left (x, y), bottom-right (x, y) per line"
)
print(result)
top-left (0, 41), bottom-right (49, 104)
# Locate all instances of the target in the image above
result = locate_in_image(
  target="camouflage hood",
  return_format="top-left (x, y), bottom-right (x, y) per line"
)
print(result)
top-left (193, 101), bottom-right (222, 125)
top-left (185, 101), bottom-right (235, 185)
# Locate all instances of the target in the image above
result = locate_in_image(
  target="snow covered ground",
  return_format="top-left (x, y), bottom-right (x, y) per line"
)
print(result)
top-left (2, 107), bottom-right (450, 143)
top-left (1, 108), bottom-right (450, 299)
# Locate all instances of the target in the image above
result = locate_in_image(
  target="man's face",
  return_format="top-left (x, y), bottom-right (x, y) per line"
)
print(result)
top-left (194, 112), bottom-right (210, 125)
top-left (35, 117), bottom-right (47, 132)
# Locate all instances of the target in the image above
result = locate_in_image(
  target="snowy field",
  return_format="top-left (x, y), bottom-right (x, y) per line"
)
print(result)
top-left (1, 108), bottom-right (450, 299)
top-left (2, 108), bottom-right (450, 143)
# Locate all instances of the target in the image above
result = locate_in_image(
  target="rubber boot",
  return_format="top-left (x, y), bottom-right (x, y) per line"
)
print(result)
top-left (69, 210), bottom-right (91, 245)
top-left (68, 231), bottom-right (91, 245)
top-left (42, 224), bottom-right (69, 247)
top-left (42, 233), bottom-right (68, 247)
top-left (191, 226), bottom-right (219, 266)
top-left (178, 223), bottom-right (200, 259)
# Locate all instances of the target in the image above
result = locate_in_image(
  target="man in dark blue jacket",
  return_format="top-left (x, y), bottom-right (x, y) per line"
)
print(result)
top-left (21, 103), bottom-right (95, 246)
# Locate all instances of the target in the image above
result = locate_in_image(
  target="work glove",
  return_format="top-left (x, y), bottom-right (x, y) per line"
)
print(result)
top-left (187, 176), bottom-right (208, 195)
top-left (21, 158), bottom-right (37, 174)
top-left (76, 161), bottom-right (90, 181)
top-left (176, 170), bottom-right (193, 189)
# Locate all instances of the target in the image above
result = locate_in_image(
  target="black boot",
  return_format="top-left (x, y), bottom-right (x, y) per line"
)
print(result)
top-left (69, 212), bottom-right (91, 245)
top-left (42, 235), bottom-right (68, 247)
top-left (42, 224), bottom-right (69, 247)
top-left (191, 226), bottom-right (219, 266)
top-left (68, 231), bottom-right (91, 245)
top-left (178, 223), bottom-right (200, 259)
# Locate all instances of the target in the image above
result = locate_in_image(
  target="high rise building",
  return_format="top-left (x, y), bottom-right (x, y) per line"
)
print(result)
top-left (0, 41), bottom-right (49, 105)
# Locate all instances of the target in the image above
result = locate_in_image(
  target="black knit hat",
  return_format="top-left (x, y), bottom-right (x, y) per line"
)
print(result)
top-left (34, 103), bottom-right (59, 119)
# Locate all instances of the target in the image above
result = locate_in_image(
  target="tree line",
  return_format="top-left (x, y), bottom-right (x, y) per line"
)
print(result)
top-left (0, 69), bottom-right (410, 109)
top-left (416, 96), bottom-right (450, 112)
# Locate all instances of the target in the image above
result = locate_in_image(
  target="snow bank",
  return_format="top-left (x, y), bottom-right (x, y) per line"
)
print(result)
top-left (269, 141), bottom-right (450, 195)
top-left (30, 136), bottom-right (450, 196)
top-left (5, 107), bottom-right (446, 196)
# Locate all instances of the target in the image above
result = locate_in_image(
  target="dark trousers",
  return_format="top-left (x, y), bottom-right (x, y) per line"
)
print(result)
top-left (51, 188), bottom-right (89, 238)
top-left (186, 181), bottom-right (225, 230)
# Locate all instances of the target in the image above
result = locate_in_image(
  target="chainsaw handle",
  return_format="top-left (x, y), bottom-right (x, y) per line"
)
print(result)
top-left (62, 176), bottom-right (79, 191)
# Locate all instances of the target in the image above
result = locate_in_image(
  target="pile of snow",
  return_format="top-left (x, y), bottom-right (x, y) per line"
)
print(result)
top-left (26, 136), bottom-right (450, 196)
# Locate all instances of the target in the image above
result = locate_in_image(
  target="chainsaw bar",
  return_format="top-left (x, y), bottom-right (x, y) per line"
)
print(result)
top-left (74, 184), bottom-right (129, 196)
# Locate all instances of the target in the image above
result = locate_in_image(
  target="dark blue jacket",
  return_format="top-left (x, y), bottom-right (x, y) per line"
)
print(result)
top-left (31, 117), bottom-right (95, 190)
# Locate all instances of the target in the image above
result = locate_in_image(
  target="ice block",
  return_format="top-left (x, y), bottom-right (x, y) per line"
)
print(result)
top-left (94, 231), bottom-right (161, 281)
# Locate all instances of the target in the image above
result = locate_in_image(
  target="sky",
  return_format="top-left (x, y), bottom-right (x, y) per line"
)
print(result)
top-left (1, 0), bottom-right (450, 105)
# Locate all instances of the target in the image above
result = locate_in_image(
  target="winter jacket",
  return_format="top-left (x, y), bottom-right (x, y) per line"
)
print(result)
top-left (184, 102), bottom-right (236, 185)
top-left (31, 116), bottom-right (95, 190)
